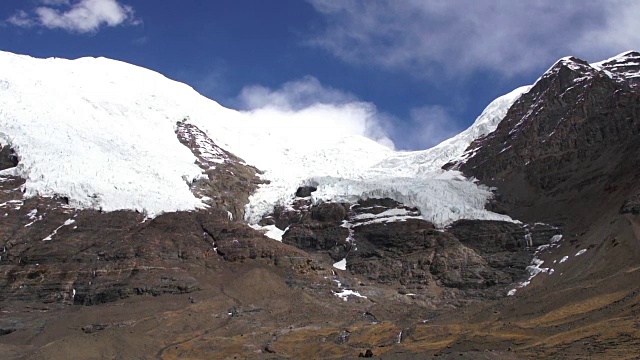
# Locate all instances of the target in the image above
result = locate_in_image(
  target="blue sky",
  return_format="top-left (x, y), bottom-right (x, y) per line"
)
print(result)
top-left (1, 0), bottom-right (639, 150)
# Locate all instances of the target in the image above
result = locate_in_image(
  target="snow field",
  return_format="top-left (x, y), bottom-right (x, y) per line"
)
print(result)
top-left (0, 51), bottom-right (532, 226)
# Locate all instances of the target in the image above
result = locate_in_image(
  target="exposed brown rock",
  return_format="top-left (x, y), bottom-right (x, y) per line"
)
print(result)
top-left (176, 119), bottom-right (267, 221)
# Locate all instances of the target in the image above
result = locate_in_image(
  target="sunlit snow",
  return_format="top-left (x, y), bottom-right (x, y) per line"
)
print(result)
top-left (249, 224), bottom-right (288, 241)
top-left (42, 218), bottom-right (76, 241)
top-left (333, 258), bottom-right (347, 270)
top-left (331, 278), bottom-right (366, 301)
top-left (0, 51), bottom-right (530, 226)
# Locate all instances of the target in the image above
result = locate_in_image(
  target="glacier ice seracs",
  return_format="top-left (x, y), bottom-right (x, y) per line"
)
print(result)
top-left (0, 51), bottom-right (528, 226)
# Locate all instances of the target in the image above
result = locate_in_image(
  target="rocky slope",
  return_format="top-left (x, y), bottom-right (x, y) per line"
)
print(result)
top-left (456, 51), bottom-right (640, 228)
top-left (270, 192), bottom-right (558, 302)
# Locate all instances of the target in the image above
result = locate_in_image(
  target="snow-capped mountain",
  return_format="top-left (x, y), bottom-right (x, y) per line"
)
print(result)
top-left (3, 50), bottom-right (640, 359)
top-left (0, 51), bottom-right (523, 226)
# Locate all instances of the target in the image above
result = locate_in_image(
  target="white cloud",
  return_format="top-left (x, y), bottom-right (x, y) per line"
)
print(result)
top-left (307, 0), bottom-right (640, 77)
top-left (40, 0), bottom-right (71, 5)
top-left (574, 1), bottom-right (640, 59)
top-left (6, 10), bottom-right (36, 28)
top-left (235, 76), bottom-right (395, 149)
top-left (6, 0), bottom-right (139, 34)
top-left (232, 77), bottom-right (467, 150)
top-left (235, 76), bottom-right (359, 111)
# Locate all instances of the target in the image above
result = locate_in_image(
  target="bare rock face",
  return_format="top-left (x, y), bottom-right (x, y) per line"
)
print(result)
top-left (273, 195), bottom-right (551, 298)
top-left (456, 55), bottom-right (640, 228)
top-left (348, 219), bottom-right (492, 290)
top-left (446, 220), bottom-right (559, 286)
top-left (280, 197), bottom-right (351, 260)
top-left (0, 178), bottom-right (318, 308)
top-left (175, 118), bottom-right (267, 221)
top-left (621, 192), bottom-right (640, 214)
top-left (0, 144), bottom-right (18, 170)
top-left (295, 186), bottom-right (317, 197)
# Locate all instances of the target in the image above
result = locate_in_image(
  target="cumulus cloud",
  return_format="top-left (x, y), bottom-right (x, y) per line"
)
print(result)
top-left (235, 76), bottom-right (395, 149)
top-left (235, 76), bottom-right (359, 111)
top-left (232, 77), bottom-right (468, 150)
top-left (6, 0), bottom-right (139, 34)
top-left (306, 0), bottom-right (640, 77)
top-left (6, 10), bottom-right (36, 28)
top-left (40, 0), bottom-right (72, 5)
top-left (574, 1), bottom-right (640, 59)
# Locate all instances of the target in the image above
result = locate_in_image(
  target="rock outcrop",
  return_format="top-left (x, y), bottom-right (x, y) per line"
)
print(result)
top-left (0, 179), bottom-right (319, 307)
top-left (272, 193), bottom-right (559, 298)
top-left (0, 144), bottom-right (18, 170)
top-left (176, 118), bottom-right (267, 221)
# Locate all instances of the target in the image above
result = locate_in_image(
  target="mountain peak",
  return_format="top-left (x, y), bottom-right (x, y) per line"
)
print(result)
top-left (592, 50), bottom-right (640, 82)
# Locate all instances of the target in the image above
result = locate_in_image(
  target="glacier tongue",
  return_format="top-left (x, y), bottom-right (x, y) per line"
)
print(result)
top-left (0, 51), bottom-right (527, 226)
top-left (242, 85), bottom-right (530, 226)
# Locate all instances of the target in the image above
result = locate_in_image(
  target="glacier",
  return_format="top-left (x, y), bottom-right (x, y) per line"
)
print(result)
top-left (0, 51), bottom-right (528, 226)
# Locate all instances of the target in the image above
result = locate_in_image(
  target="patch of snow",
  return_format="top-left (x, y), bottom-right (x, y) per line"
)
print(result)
top-left (352, 207), bottom-right (418, 221)
top-left (249, 224), bottom-right (288, 241)
top-left (26, 208), bottom-right (37, 218)
top-left (507, 234), bottom-right (562, 295)
top-left (0, 167), bottom-right (19, 177)
top-left (333, 289), bottom-right (367, 301)
top-left (524, 232), bottom-right (533, 247)
top-left (550, 235), bottom-right (563, 243)
top-left (353, 215), bottom-right (423, 227)
top-left (333, 258), bottom-right (347, 271)
top-left (575, 249), bottom-right (587, 256)
top-left (42, 218), bottom-right (75, 241)
top-left (0, 199), bottom-right (23, 210)
top-left (559, 256), bottom-right (569, 264)
top-left (24, 209), bottom-right (43, 227)
top-left (331, 276), bottom-right (366, 301)
top-left (186, 124), bottom-right (226, 165)
top-left (526, 258), bottom-right (548, 278)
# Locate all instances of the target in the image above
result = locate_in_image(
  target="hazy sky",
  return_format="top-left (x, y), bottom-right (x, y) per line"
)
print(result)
top-left (2, 0), bottom-right (639, 150)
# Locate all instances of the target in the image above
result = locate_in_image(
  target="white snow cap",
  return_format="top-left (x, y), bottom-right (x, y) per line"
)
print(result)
top-left (0, 51), bottom-right (530, 226)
